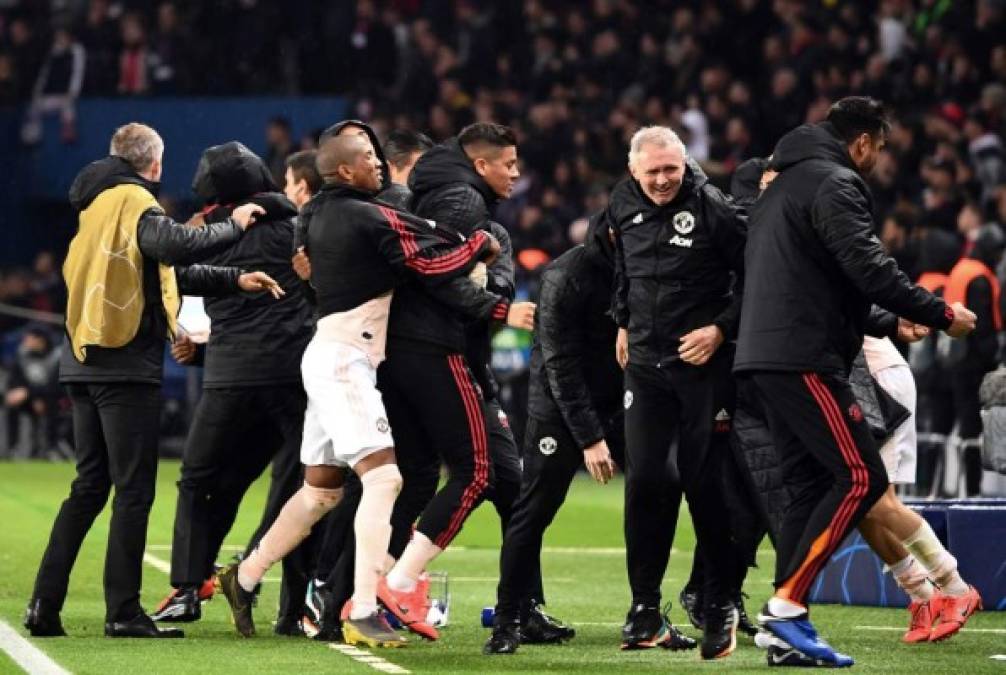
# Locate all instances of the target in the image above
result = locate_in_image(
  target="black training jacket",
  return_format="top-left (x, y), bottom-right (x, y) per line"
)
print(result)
top-left (60, 157), bottom-right (245, 384)
top-left (610, 160), bottom-right (747, 368)
top-left (194, 142), bottom-right (314, 388)
top-left (735, 122), bottom-right (953, 376)
top-left (527, 213), bottom-right (623, 448)
top-left (386, 138), bottom-right (511, 355)
top-left (300, 182), bottom-right (492, 320)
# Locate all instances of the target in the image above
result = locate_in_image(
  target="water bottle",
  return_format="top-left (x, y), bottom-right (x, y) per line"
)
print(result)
top-left (481, 606), bottom-right (495, 628)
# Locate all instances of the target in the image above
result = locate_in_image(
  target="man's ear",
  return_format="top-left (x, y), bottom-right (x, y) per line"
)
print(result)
top-left (472, 156), bottom-right (489, 177)
top-left (336, 163), bottom-right (353, 183)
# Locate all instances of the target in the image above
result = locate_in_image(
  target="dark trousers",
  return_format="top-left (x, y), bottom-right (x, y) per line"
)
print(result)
top-left (168, 386), bottom-right (307, 615)
top-left (32, 383), bottom-right (160, 622)
top-left (495, 415), bottom-right (624, 623)
top-left (750, 371), bottom-right (888, 605)
top-left (379, 349), bottom-right (493, 549)
top-left (623, 355), bottom-right (736, 608)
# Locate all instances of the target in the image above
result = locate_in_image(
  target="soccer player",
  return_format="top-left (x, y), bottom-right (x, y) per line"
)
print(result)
top-left (376, 123), bottom-right (536, 640)
top-left (484, 214), bottom-right (627, 654)
top-left (612, 126), bottom-right (747, 659)
top-left (25, 122), bottom-right (276, 639)
top-left (216, 132), bottom-right (499, 647)
top-left (736, 97), bottom-right (976, 666)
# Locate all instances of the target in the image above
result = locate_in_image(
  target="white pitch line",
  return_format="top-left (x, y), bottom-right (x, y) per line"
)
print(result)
top-left (329, 643), bottom-right (410, 674)
top-left (142, 551), bottom-right (280, 582)
top-left (855, 625), bottom-right (1006, 634)
top-left (0, 620), bottom-right (71, 675)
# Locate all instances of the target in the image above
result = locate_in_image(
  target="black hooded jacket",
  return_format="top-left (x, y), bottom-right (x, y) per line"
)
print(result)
top-left (195, 142), bottom-right (314, 388)
top-left (610, 161), bottom-right (747, 368)
top-left (735, 122), bottom-right (953, 376)
top-left (387, 138), bottom-right (512, 358)
top-left (60, 156), bottom-right (245, 384)
top-left (527, 214), bottom-right (623, 448)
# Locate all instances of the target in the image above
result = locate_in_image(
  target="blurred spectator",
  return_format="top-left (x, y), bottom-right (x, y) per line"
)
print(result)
top-left (20, 21), bottom-right (84, 144)
top-left (4, 325), bottom-right (64, 458)
top-left (117, 11), bottom-right (149, 95)
top-left (264, 116), bottom-right (294, 186)
top-left (79, 0), bottom-right (118, 96)
top-left (148, 2), bottom-right (184, 95)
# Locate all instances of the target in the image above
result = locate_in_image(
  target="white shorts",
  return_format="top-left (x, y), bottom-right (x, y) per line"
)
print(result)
top-left (300, 338), bottom-right (394, 468)
top-left (874, 364), bottom-right (917, 484)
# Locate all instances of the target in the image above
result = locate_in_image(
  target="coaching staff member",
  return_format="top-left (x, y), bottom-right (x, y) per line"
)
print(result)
top-left (613, 126), bottom-right (746, 660)
top-left (736, 97), bottom-right (976, 666)
top-left (25, 123), bottom-right (275, 639)
top-left (484, 214), bottom-right (625, 654)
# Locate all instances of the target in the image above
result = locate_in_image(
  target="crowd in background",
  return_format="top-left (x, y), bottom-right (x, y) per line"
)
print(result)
top-left (1, 0), bottom-right (1005, 482)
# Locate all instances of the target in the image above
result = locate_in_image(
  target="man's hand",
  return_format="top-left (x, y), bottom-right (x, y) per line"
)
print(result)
top-left (4, 387), bottom-right (28, 407)
top-left (469, 261), bottom-right (488, 288)
top-left (616, 327), bottom-right (629, 369)
top-left (231, 203), bottom-right (266, 230)
top-left (238, 271), bottom-right (285, 299)
top-left (292, 246), bottom-right (312, 281)
top-left (481, 232), bottom-right (502, 267)
top-left (583, 439), bottom-right (616, 484)
top-left (171, 334), bottom-right (197, 365)
top-left (946, 302), bottom-right (977, 338)
top-left (185, 212), bottom-right (206, 227)
top-left (679, 325), bottom-right (724, 366)
top-left (896, 318), bottom-right (930, 343)
top-left (506, 301), bottom-right (535, 330)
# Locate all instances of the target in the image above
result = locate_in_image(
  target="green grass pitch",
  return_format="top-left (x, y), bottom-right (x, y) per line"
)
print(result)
top-left (0, 461), bottom-right (1002, 673)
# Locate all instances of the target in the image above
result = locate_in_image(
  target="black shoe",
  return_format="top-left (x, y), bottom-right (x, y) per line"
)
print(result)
top-left (217, 562), bottom-right (256, 637)
top-left (520, 604), bottom-right (575, 644)
top-left (150, 587), bottom-right (201, 623)
top-left (735, 592), bottom-right (759, 638)
top-left (302, 580), bottom-right (342, 641)
top-left (621, 603), bottom-right (697, 651)
top-left (274, 615), bottom-right (304, 636)
top-left (24, 599), bottom-right (66, 637)
top-left (484, 621), bottom-right (521, 655)
top-left (679, 586), bottom-right (704, 630)
top-left (701, 601), bottom-right (739, 660)
top-left (105, 613), bottom-right (184, 638)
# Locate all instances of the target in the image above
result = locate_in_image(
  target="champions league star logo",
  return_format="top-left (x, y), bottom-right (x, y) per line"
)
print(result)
top-left (673, 211), bottom-right (695, 234)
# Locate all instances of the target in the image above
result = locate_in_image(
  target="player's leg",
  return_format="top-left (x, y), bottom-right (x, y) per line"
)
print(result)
top-left (753, 371), bottom-right (888, 666)
top-left (382, 352), bottom-right (491, 640)
top-left (485, 418), bottom-right (582, 654)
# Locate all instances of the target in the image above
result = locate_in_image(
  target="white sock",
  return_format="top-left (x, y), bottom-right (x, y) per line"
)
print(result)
top-left (902, 522), bottom-right (968, 596)
top-left (386, 531), bottom-right (442, 593)
top-left (238, 483), bottom-right (342, 592)
top-left (767, 596), bottom-right (806, 618)
top-left (887, 555), bottom-right (934, 602)
top-left (350, 464), bottom-right (402, 621)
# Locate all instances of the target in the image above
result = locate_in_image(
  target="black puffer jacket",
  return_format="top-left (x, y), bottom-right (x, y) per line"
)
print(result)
top-left (388, 138), bottom-right (511, 355)
top-left (196, 142), bottom-right (314, 388)
top-left (527, 213), bottom-right (622, 448)
top-left (610, 161), bottom-right (747, 367)
top-left (60, 156), bottom-right (244, 384)
top-left (736, 122), bottom-right (952, 376)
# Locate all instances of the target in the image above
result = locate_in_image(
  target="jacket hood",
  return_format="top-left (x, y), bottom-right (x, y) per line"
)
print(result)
top-left (584, 211), bottom-right (615, 272)
top-left (68, 156), bottom-right (159, 212)
top-left (918, 228), bottom-right (962, 275)
top-left (408, 138), bottom-right (498, 206)
top-left (203, 191), bottom-right (297, 225)
top-left (192, 141), bottom-right (278, 206)
top-left (971, 223), bottom-right (1006, 269)
top-left (770, 122), bottom-right (856, 174)
top-left (730, 157), bottom-right (770, 203)
top-left (320, 119), bottom-right (390, 191)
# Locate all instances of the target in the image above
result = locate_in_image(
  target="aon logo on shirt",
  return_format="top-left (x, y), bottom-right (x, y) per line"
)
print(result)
top-left (668, 235), bottom-right (693, 248)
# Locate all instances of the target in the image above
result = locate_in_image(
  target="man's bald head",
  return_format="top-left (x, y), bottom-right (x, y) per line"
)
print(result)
top-left (317, 134), bottom-right (382, 193)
